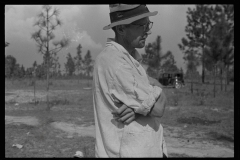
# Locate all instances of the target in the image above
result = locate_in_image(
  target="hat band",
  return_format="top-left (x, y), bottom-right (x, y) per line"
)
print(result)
top-left (110, 4), bottom-right (149, 24)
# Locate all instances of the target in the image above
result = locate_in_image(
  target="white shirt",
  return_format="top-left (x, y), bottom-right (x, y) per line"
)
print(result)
top-left (92, 38), bottom-right (168, 157)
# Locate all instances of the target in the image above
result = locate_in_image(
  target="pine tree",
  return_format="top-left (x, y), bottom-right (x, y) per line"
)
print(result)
top-left (74, 44), bottom-right (83, 83)
top-left (5, 55), bottom-right (17, 79)
top-left (200, 4), bottom-right (234, 95)
top-left (65, 53), bottom-right (75, 76)
top-left (179, 36), bottom-right (200, 93)
top-left (143, 35), bottom-right (176, 79)
top-left (31, 5), bottom-right (70, 110)
top-left (20, 65), bottom-right (25, 78)
top-left (183, 5), bottom-right (215, 83)
top-left (13, 64), bottom-right (21, 79)
top-left (144, 36), bottom-right (162, 69)
top-left (204, 27), bottom-right (223, 98)
top-left (83, 50), bottom-right (94, 87)
top-left (161, 51), bottom-right (179, 73)
top-left (216, 5), bottom-right (234, 91)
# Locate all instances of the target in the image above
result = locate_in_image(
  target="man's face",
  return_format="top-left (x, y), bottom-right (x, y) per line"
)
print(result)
top-left (124, 17), bottom-right (151, 49)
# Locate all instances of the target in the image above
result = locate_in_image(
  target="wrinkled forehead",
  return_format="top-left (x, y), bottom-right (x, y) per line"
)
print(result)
top-left (132, 17), bottom-right (150, 25)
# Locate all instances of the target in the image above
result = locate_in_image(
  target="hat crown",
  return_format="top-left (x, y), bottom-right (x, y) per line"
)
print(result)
top-left (103, 4), bottom-right (158, 30)
top-left (109, 4), bottom-right (140, 13)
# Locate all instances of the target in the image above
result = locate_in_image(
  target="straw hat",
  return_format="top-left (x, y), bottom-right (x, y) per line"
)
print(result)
top-left (103, 4), bottom-right (158, 30)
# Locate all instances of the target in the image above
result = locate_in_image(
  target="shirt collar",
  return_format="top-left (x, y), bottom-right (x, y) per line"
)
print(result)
top-left (106, 38), bottom-right (129, 54)
top-left (106, 38), bottom-right (142, 67)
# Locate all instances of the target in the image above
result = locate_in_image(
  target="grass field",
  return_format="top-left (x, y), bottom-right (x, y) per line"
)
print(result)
top-left (5, 78), bottom-right (234, 157)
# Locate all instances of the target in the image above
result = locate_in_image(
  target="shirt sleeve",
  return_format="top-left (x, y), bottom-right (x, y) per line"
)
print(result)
top-left (109, 62), bottom-right (162, 116)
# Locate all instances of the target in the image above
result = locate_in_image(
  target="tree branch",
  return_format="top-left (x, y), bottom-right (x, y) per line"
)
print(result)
top-left (38, 24), bottom-right (47, 32)
top-left (49, 46), bottom-right (62, 53)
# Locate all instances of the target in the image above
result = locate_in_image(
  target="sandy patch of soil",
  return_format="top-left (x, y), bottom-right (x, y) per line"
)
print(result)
top-left (5, 90), bottom-right (47, 103)
top-left (163, 125), bottom-right (234, 157)
top-left (165, 136), bottom-right (233, 157)
top-left (5, 115), bottom-right (234, 157)
top-left (5, 90), bottom-right (81, 104)
top-left (50, 122), bottom-right (95, 138)
top-left (5, 116), bottom-right (39, 126)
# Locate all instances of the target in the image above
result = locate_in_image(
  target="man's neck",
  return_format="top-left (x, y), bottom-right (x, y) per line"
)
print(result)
top-left (115, 36), bottom-right (135, 57)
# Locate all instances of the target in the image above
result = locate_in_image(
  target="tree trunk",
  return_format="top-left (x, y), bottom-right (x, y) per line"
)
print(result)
top-left (201, 43), bottom-right (205, 84)
top-left (226, 65), bottom-right (230, 85)
top-left (34, 77), bottom-right (36, 105)
top-left (202, 59), bottom-right (205, 84)
top-left (191, 71), bottom-right (193, 94)
top-left (220, 67), bottom-right (223, 91)
top-left (225, 66), bottom-right (227, 92)
top-left (78, 71), bottom-right (80, 84)
top-left (191, 80), bottom-right (193, 94)
top-left (87, 73), bottom-right (90, 88)
top-left (46, 53), bottom-right (50, 110)
top-left (46, 10), bottom-right (50, 111)
top-left (11, 76), bottom-right (14, 85)
top-left (213, 65), bottom-right (216, 98)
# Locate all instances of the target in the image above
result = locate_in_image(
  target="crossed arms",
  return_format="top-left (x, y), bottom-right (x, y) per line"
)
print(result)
top-left (112, 75), bottom-right (167, 124)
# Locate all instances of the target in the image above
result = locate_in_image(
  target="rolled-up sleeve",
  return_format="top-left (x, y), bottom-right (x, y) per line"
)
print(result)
top-left (109, 63), bottom-right (162, 116)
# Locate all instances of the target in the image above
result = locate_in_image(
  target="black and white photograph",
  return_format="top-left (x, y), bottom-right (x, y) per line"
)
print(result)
top-left (5, 4), bottom-right (234, 158)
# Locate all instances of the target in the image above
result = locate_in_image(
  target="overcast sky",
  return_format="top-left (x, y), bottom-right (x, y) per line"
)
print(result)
top-left (5, 4), bottom-right (198, 73)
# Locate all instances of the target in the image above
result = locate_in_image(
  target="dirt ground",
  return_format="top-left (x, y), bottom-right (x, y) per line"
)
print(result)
top-left (5, 89), bottom-right (234, 157)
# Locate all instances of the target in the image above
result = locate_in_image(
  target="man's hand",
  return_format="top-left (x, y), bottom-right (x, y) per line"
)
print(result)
top-left (112, 104), bottom-right (137, 124)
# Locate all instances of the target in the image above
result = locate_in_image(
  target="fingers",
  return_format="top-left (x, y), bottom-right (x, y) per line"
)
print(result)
top-left (120, 107), bottom-right (133, 117)
top-left (124, 115), bottom-right (135, 124)
top-left (112, 104), bottom-right (128, 115)
top-left (118, 111), bottom-right (135, 124)
top-left (111, 104), bottom-right (136, 124)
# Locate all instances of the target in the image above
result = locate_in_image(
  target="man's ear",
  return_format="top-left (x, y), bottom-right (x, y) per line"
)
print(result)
top-left (116, 25), bottom-right (125, 36)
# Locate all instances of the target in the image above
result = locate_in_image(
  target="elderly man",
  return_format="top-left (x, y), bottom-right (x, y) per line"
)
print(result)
top-left (93, 4), bottom-right (168, 157)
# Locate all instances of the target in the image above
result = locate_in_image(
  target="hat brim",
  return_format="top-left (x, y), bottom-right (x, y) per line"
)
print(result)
top-left (103, 11), bottom-right (158, 30)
